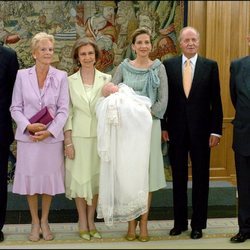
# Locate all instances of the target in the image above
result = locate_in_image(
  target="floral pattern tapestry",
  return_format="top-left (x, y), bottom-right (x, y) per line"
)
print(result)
top-left (0, 0), bottom-right (187, 184)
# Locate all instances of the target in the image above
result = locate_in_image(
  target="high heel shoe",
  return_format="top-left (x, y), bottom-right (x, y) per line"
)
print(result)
top-left (138, 235), bottom-right (150, 242)
top-left (89, 229), bottom-right (102, 239)
top-left (29, 224), bottom-right (40, 242)
top-left (79, 230), bottom-right (91, 241)
top-left (138, 220), bottom-right (150, 242)
top-left (125, 220), bottom-right (138, 241)
top-left (40, 222), bottom-right (54, 241)
top-left (125, 233), bottom-right (137, 241)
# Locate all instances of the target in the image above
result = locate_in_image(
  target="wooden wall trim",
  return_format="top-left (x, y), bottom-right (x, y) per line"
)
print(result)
top-left (186, 1), bottom-right (250, 183)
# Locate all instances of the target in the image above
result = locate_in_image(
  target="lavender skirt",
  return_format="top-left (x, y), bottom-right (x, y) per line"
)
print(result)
top-left (12, 141), bottom-right (65, 195)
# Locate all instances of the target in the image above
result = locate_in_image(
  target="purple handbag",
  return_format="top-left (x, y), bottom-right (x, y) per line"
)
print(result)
top-left (29, 106), bottom-right (53, 125)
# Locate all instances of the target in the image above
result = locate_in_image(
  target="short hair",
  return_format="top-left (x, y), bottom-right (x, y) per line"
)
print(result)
top-left (31, 32), bottom-right (55, 53)
top-left (130, 27), bottom-right (152, 44)
top-left (71, 37), bottom-right (100, 65)
top-left (178, 26), bottom-right (200, 42)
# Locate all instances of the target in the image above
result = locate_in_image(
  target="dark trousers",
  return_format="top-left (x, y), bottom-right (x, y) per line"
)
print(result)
top-left (169, 135), bottom-right (210, 230)
top-left (0, 144), bottom-right (9, 231)
top-left (235, 152), bottom-right (250, 233)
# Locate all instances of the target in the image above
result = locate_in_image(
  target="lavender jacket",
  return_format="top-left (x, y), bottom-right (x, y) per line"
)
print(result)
top-left (10, 65), bottom-right (69, 143)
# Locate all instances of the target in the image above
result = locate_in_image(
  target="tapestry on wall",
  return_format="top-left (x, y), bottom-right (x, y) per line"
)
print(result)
top-left (0, 0), bottom-right (187, 184)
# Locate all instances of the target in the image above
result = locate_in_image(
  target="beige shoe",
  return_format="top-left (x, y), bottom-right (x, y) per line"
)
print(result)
top-left (40, 222), bottom-right (54, 241)
top-left (28, 224), bottom-right (40, 242)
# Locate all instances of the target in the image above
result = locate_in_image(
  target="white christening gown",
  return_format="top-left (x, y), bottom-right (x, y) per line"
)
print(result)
top-left (96, 84), bottom-right (153, 226)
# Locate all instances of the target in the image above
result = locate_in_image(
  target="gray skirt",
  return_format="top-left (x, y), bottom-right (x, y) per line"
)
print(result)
top-left (149, 119), bottom-right (166, 192)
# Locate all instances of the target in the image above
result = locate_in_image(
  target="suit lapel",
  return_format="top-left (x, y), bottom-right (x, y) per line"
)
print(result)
top-left (71, 69), bottom-right (106, 103)
top-left (242, 56), bottom-right (250, 91)
top-left (188, 56), bottom-right (204, 99)
top-left (175, 56), bottom-right (184, 95)
top-left (71, 71), bottom-right (89, 103)
top-left (89, 69), bottom-right (106, 102)
top-left (28, 66), bottom-right (41, 99)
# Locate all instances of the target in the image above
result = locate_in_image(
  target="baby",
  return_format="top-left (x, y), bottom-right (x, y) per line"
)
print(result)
top-left (102, 82), bottom-right (119, 97)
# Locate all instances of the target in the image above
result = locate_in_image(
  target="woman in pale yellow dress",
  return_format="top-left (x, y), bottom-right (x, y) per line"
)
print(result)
top-left (64, 38), bottom-right (112, 241)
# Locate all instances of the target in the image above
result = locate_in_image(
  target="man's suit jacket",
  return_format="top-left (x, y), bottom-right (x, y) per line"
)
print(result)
top-left (230, 56), bottom-right (250, 156)
top-left (64, 69), bottom-right (111, 138)
top-left (162, 55), bottom-right (223, 146)
top-left (0, 45), bottom-right (19, 146)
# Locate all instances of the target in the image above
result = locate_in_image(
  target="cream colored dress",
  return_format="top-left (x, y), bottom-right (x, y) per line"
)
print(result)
top-left (64, 69), bottom-right (112, 205)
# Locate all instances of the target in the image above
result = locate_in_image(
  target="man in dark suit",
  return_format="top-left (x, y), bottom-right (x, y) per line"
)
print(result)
top-left (161, 26), bottom-right (223, 239)
top-left (229, 35), bottom-right (250, 243)
top-left (0, 44), bottom-right (19, 242)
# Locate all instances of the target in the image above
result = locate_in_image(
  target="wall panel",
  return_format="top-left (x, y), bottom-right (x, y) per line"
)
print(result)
top-left (188, 1), bottom-right (250, 183)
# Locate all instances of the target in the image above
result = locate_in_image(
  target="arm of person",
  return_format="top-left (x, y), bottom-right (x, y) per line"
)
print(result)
top-left (63, 88), bottom-right (74, 159)
top-left (10, 71), bottom-right (31, 134)
top-left (7, 49), bottom-right (19, 99)
top-left (47, 72), bottom-right (69, 138)
top-left (210, 61), bottom-right (223, 136)
top-left (151, 64), bottom-right (168, 119)
top-left (229, 61), bottom-right (237, 109)
top-left (64, 129), bottom-right (75, 159)
top-left (111, 64), bottom-right (123, 85)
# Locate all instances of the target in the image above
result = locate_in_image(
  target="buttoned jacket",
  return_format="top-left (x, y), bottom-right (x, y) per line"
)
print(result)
top-left (64, 69), bottom-right (111, 137)
top-left (10, 65), bottom-right (69, 142)
top-left (0, 45), bottom-right (19, 146)
top-left (230, 56), bottom-right (250, 156)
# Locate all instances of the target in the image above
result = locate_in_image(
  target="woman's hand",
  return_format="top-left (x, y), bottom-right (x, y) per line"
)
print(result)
top-left (27, 123), bottom-right (46, 134)
top-left (30, 130), bottom-right (51, 142)
top-left (64, 144), bottom-right (75, 160)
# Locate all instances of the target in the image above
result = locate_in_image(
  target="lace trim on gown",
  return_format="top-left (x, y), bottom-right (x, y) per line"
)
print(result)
top-left (96, 84), bottom-right (152, 226)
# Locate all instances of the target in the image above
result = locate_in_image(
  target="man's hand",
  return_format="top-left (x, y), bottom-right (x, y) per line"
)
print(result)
top-left (162, 130), bottom-right (169, 142)
top-left (209, 135), bottom-right (220, 148)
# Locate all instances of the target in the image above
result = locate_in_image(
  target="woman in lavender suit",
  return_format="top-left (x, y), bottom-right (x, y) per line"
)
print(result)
top-left (10, 32), bottom-right (69, 242)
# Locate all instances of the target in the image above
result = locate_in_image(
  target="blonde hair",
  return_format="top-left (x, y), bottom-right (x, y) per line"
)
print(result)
top-left (31, 32), bottom-right (55, 53)
top-left (131, 27), bottom-right (152, 44)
